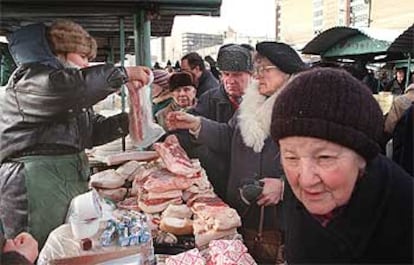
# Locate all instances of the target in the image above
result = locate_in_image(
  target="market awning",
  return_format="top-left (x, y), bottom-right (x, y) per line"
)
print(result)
top-left (302, 26), bottom-right (402, 61)
top-left (387, 23), bottom-right (414, 54)
top-left (301, 27), bottom-right (360, 55)
top-left (0, 0), bottom-right (222, 61)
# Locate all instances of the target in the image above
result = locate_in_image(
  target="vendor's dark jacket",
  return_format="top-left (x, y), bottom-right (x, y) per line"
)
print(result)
top-left (282, 154), bottom-right (413, 264)
top-left (195, 114), bottom-right (283, 230)
top-left (0, 64), bottom-right (129, 162)
top-left (0, 26), bottom-right (129, 163)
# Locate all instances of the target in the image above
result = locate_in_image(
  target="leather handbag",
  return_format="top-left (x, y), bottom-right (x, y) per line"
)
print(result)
top-left (241, 206), bottom-right (284, 264)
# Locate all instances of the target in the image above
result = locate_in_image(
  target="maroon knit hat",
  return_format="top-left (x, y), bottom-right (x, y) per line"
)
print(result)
top-left (271, 67), bottom-right (384, 161)
top-left (153, 69), bottom-right (170, 91)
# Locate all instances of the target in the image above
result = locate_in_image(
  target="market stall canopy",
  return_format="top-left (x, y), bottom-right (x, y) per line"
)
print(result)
top-left (302, 26), bottom-right (403, 62)
top-left (0, 0), bottom-right (222, 61)
top-left (387, 23), bottom-right (414, 54)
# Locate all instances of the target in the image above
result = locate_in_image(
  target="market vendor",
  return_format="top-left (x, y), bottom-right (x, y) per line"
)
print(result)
top-left (271, 67), bottom-right (413, 263)
top-left (0, 19), bottom-right (150, 248)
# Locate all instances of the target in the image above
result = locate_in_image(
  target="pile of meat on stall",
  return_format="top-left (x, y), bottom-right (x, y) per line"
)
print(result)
top-left (88, 135), bottom-right (242, 248)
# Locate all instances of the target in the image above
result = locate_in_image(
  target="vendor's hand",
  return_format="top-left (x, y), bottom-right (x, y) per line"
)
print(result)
top-left (257, 178), bottom-right (284, 206)
top-left (3, 232), bottom-right (38, 263)
top-left (126, 80), bottom-right (143, 94)
top-left (125, 66), bottom-right (151, 88)
top-left (166, 111), bottom-right (201, 132)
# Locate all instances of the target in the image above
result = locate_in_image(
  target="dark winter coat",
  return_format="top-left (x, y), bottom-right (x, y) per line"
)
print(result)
top-left (0, 63), bottom-right (129, 163)
top-left (196, 70), bottom-right (219, 98)
top-left (392, 104), bottom-right (413, 175)
top-left (0, 23), bottom-right (130, 248)
top-left (0, 23), bottom-right (129, 162)
top-left (172, 85), bottom-right (236, 199)
top-left (196, 114), bottom-right (283, 230)
top-left (191, 84), bottom-right (236, 122)
top-left (282, 154), bottom-right (413, 264)
top-left (384, 78), bottom-right (406, 95)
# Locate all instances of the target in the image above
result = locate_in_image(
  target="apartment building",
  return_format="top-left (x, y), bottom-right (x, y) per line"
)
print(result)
top-left (277, 0), bottom-right (413, 48)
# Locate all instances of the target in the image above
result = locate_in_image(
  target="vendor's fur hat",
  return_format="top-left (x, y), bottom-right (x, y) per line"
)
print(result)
top-left (271, 67), bottom-right (384, 161)
top-left (48, 19), bottom-right (97, 60)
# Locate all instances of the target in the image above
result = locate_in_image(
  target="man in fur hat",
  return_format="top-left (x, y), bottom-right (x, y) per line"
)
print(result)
top-left (0, 19), bottom-right (150, 248)
top-left (182, 43), bottom-right (254, 200)
top-left (167, 42), bottom-right (307, 264)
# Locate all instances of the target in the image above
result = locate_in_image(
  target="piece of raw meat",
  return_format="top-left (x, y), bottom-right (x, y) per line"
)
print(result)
top-left (143, 168), bottom-right (194, 192)
top-left (89, 169), bottom-right (125, 189)
top-left (96, 187), bottom-right (127, 202)
top-left (105, 151), bottom-right (159, 166)
top-left (127, 81), bottom-right (144, 142)
top-left (153, 135), bottom-right (200, 176)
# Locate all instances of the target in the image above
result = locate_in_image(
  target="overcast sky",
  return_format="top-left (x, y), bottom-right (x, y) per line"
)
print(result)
top-left (173, 0), bottom-right (276, 38)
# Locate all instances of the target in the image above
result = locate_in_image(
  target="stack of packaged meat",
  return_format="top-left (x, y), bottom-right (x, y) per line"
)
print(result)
top-left (207, 240), bottom-right (256, 265)
top-left (165, 240), bottom-right (256, 265)
top-left (165, 248), bottom-right (205, 265)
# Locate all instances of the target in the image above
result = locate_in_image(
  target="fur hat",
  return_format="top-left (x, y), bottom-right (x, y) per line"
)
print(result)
top-left (153, 70), bottom-right (170, 91)
top-left (256, 41), bottom-right (306, 74)
top-left (271, 67), bottom-right (384, 161)
top-left (48, 19), bottom-right (97, 60)
top-left (169, 72), bottom-right (194, 91)
top-left (217, 44), bottom-right (253, 72)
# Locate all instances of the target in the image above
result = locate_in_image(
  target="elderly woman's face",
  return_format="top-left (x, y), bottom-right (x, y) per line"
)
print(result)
top-left (279, 136), bottom-right (366, 215)
top-left (172, 85), bottom-right (196, 108)
top-left (254, 57), bottom-right (289, 96)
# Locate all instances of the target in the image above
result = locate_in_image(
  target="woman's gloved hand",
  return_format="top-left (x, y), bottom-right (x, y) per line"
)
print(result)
top-left (257, 178), bottom-right (284, 206)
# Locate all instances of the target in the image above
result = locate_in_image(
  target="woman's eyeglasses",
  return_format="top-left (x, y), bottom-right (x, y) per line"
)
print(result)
top-left (254, 65), bottom-right (278, 75)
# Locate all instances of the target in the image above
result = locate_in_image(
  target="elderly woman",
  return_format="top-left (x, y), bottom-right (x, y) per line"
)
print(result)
top-left (271, 67), bottom-right (413, 263)
top-left (155, 71), bottom-right (197, 131)
top-left (167, 41), bottom-right (307, 263)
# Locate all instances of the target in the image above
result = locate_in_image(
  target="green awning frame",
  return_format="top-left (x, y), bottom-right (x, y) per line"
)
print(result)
top-left (302, 26), bottom-right (404, 62)
top-left (322, 34), bottom-right (391, 58)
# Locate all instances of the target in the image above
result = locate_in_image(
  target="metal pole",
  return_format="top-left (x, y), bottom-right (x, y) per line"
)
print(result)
top-left (120, 16), bottom-right (126, 152)
top-left (0, 54), bottom-right (4, 86)
top-left (107, 38), bottom-right (114, 64)
top-left (133, 11), bottom-right (152, 151)
top-left (405, 53), bottom-right (411, 89)
top-left (133, 11), bottom-right (151, 67)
